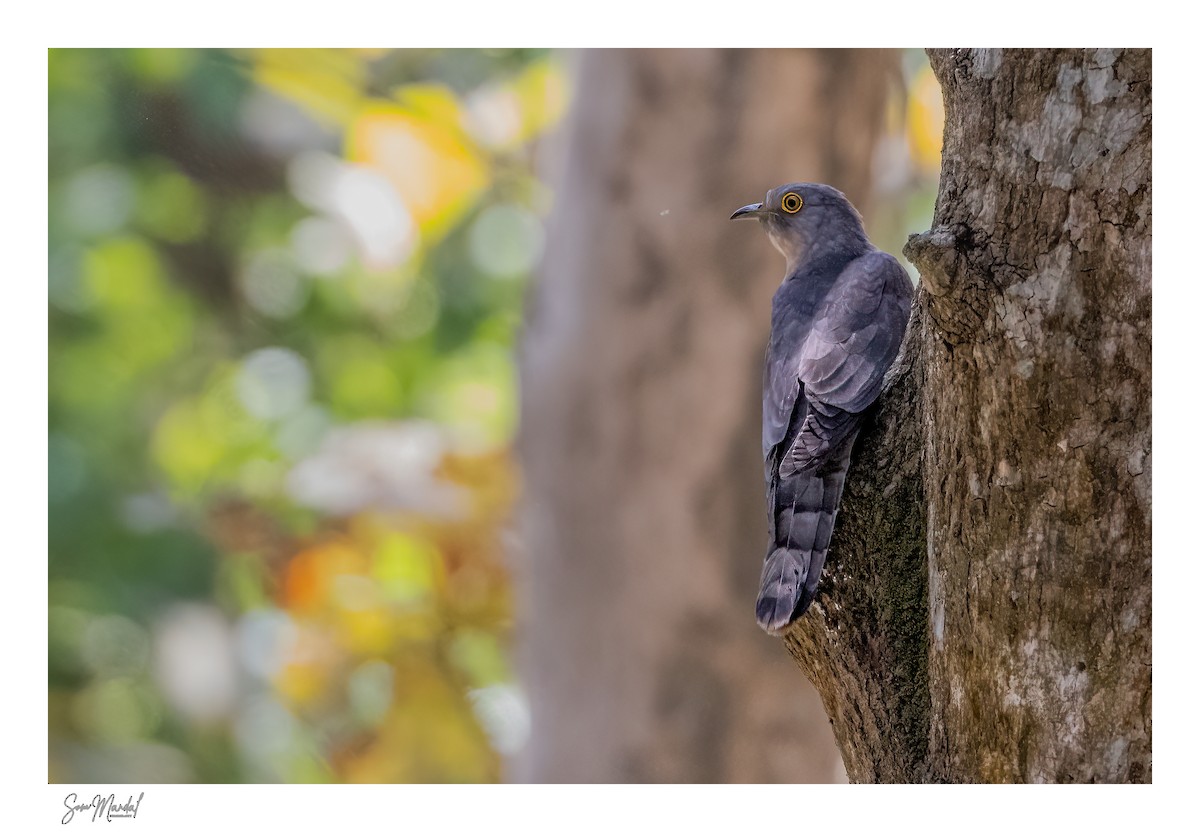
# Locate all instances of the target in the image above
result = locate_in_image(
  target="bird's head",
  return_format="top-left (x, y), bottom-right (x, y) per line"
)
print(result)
top-left (730, 182), bottom-right (869, 272)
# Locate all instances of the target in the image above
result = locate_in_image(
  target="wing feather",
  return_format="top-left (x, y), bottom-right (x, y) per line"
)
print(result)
top-left (776, 250), bottom-right (912, 476)
top-left (799, 251), bottom-right (910, 413)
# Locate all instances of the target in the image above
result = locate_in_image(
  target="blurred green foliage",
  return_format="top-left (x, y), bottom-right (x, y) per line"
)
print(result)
top-left (49, 48), bottom-right (563, 783)
top-left (49, 48), bottom-right (942, 784)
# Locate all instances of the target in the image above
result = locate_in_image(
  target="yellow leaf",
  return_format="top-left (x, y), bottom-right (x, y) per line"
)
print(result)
top-left (338, 606), bottom-right (395, 656)
top-left (250, 48), bottom-right (367, 127)
top-left (347, 93), bottom-right (489, 242)
top-left (372, 532), bottom-right (441, 605)
top-left (908, 67), bottom-right (945, 173)
top-left (510, 58), bottom-right (568, 144)
top-left (276, 659), bottom-right (326, 706)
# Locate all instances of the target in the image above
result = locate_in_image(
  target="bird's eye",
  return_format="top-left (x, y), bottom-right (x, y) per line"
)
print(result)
top-left (781, 193), bottom-right (803, 214)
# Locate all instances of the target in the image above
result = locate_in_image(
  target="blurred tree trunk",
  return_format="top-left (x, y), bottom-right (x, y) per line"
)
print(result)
top-left (516, 48), bottom-right (896, 783)
top-left (784, 48), bottom-right (1152, 782)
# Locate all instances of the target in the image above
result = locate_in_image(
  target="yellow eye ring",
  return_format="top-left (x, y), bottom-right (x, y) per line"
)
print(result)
top-left (781, 193), bottom-right (803, 214)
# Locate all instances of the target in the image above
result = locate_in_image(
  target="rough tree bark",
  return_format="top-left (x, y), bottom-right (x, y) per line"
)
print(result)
top-left (516, 48), bottom-right (896, 783)
top-left (785, 48), bottom-right (1151, 782)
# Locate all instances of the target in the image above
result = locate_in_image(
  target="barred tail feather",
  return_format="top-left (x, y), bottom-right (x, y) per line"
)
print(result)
top-left (755, 436), bottom-right (855, 635)
top-left (756, 547), bottom-right (812, 633)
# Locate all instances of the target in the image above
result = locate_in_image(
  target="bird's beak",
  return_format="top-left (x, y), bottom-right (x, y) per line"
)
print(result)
top-left (730, 202), bottom-right (764, 220)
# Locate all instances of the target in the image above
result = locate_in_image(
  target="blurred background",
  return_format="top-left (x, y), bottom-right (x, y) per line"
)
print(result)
top-left (48, 48), bottom-right (942, 783)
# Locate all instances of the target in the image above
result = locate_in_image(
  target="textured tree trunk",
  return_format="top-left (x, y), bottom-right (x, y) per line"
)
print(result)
top-left (516, 48), bottom-right (896, 783)
top-left (785, 48), bottom-right (1152, 782)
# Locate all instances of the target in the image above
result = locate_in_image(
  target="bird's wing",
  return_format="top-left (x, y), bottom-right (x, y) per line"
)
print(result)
top-left (779, 251), bottom-right (911, 477)
top-left (762, 345), bottom-right (802, 463)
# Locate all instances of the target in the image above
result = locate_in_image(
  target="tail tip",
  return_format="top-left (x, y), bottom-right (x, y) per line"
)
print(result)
top-left (755, 547), bottom-right (813, 635)
top-left (756, 590), bottom-right (813, 636)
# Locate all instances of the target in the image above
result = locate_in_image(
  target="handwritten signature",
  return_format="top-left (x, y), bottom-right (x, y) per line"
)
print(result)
top-left (62, 793), bottom-right (143, 824)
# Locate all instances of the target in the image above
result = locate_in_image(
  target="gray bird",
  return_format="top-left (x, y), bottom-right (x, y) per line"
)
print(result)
top-left (731, 183), bottom-right (913, 635)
